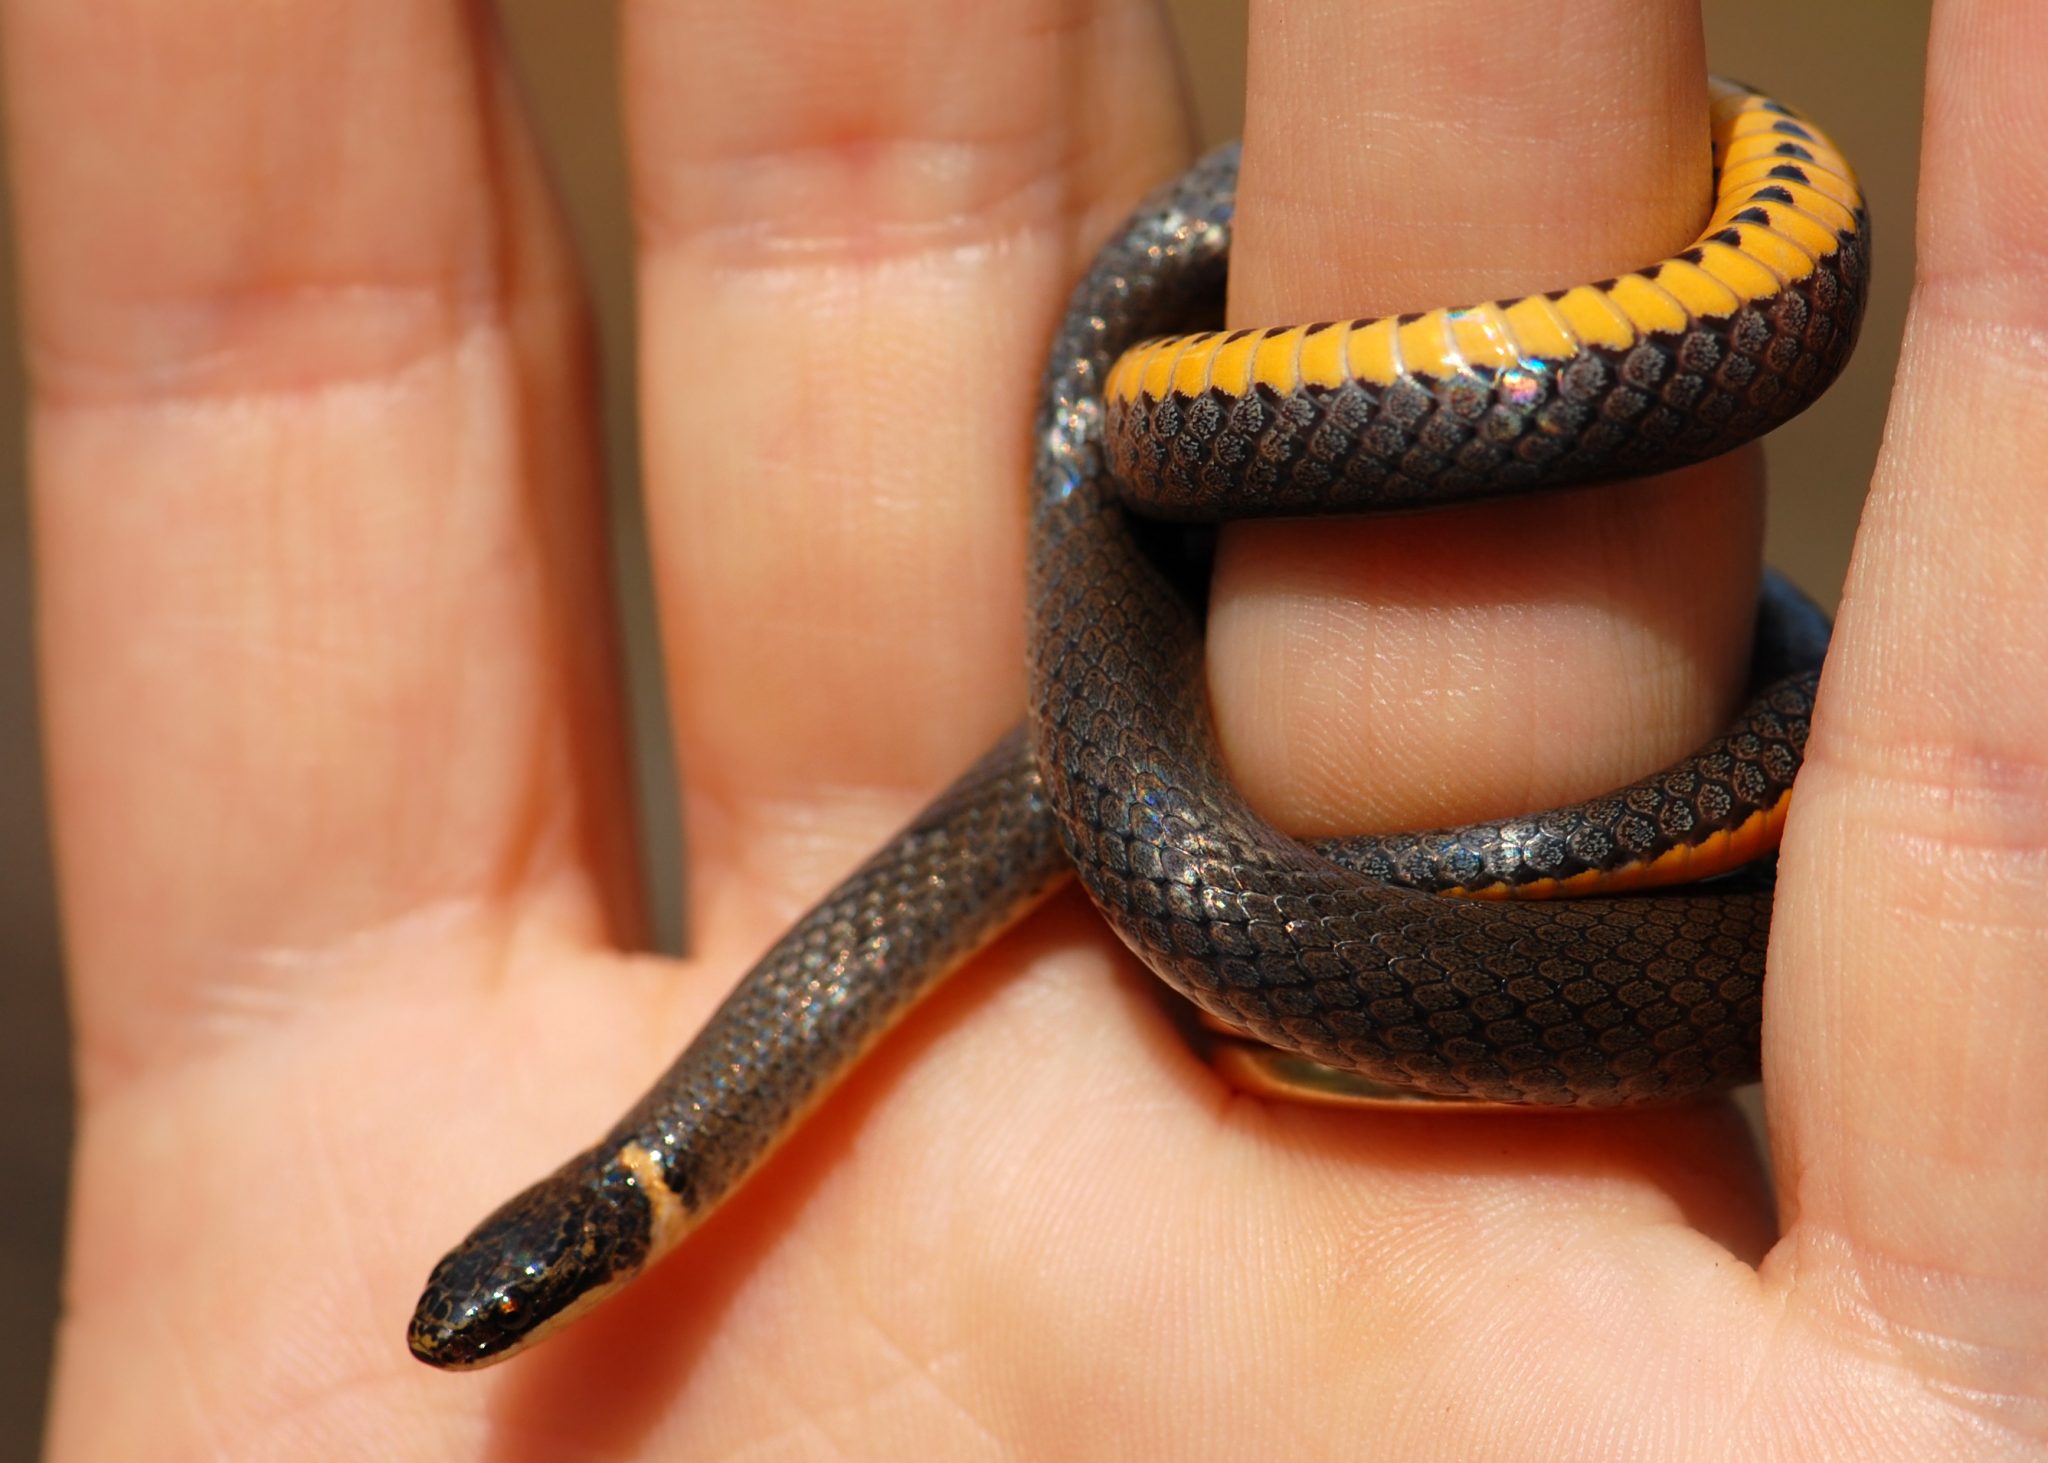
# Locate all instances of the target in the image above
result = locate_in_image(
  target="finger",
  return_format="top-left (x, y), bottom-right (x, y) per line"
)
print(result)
top-left (1770, 0), bottom-right (2048, 1415)
top-left (4, 0), bottom-right (635, 1088)
top-left (1213, 0), bottom-right (1760, 836)
top-left (622, 0), bottom-right (1190, 951)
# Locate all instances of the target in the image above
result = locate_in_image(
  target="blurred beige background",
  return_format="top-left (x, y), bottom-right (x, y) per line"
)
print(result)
top-left (0, 1), bottom-right (1929, 1452)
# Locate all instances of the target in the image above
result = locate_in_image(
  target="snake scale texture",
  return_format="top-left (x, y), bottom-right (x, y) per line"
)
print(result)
top-left (409, 79), bottom-right (1868, 1368)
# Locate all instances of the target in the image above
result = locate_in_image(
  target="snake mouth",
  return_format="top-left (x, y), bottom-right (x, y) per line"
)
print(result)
top-left (408, 1149), bottom-right (655, 1370)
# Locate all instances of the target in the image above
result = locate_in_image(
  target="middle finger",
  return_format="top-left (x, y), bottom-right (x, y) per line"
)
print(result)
top-left (1213, 0), bottom-right (1762, 842)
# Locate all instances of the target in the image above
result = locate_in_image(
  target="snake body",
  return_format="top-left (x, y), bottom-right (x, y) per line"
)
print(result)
top-left (410, 79), bottom-right (1867, 1369)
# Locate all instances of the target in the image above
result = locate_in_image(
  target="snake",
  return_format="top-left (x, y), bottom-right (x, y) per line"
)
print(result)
top-left (408, 78), bottom-right (1867, 1370)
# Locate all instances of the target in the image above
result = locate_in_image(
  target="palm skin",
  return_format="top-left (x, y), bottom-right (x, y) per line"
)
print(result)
top-left (17, 0), bottom-right (2048, 1457)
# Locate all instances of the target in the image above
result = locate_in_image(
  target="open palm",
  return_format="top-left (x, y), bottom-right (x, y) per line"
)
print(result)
top-left (23, 0), bottom-right (2048, 1456)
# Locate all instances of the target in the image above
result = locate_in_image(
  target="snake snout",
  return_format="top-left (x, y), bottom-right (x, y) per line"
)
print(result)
top-left (408, 1149), bottom-right (656, 1370)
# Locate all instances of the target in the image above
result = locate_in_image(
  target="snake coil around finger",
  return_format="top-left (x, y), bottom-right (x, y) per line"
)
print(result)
top-left (409, 77), bottom-right (1866, 1369)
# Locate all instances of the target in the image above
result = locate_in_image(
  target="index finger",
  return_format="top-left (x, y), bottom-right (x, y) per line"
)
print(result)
top-left (623, 0), bottom-right (1191, 960)
top-left (1769, 0), bottom-right (2048, 1422)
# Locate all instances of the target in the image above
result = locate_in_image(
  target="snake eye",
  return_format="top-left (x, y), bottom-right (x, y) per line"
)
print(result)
top-left (407, 1148), bottom-right (653, 1370)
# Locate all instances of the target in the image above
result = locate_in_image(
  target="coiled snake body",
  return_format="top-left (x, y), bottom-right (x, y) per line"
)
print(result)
top-left (410, 79), bottom-right (1867, 1369)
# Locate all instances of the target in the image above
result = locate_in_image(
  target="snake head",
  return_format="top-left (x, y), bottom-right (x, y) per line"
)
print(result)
top-left (407, 1146), bottom-right (661, 1370)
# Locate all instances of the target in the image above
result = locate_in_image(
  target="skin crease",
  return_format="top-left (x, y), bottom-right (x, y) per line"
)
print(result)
top-left (10, 0), bottom-right (2048, 1459)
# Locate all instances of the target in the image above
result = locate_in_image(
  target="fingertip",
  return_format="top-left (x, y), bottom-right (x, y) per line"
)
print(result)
top-left (1230, 0), bottom-right (1711, 325)
top-left (1917, 0), bottom-right (2048, 300)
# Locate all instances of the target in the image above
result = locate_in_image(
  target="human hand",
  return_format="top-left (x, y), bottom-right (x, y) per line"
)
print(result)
top-left (18, 0), bottom-right (2046, 1456)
